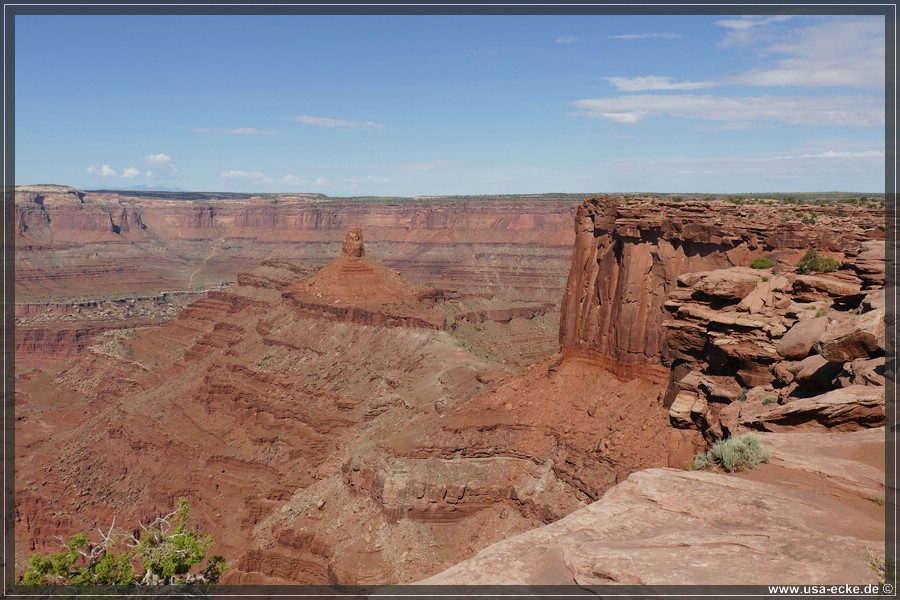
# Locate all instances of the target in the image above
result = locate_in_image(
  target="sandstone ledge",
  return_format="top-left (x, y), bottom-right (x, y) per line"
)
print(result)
top-left (418, 428), bottom-right (884, 586)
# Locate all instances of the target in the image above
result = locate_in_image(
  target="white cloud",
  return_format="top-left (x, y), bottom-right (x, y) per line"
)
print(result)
top-left (555, 35), bottom-right (578, 44)
top-left (192, 127), bottom-right (274, 135)
top-left (608, 33), bottom-right (683, 40)
top-left (146, 153), bottom-right (171, 164)
top-left (714, 15), bottom-right (794, 32)
top-left (605, 76), bottom-right (715, 91)
top-left (714, 16), bottom-right (796, 48)
top-left (782, 150), bottom-right (885, 160)
top-left (86, 164), bottom-right (116, 178)
top-left (313, 177), bottom-right (329, 186)
top-left (724, 18), bottom-right (884, 90)
top-left (145, 153), bottom-right (178, 178)
top-left (220, 170), bottom-right (268, 181)
top-left (122, 167), bottom-right (139, 178)
top-left (571, 94), bottom-right (883, 127)
top-left (290, 115), bottom-right (384, 130)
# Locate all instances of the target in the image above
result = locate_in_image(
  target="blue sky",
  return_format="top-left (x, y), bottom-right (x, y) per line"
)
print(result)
top-left (15, 13), bottom-right (886, 195)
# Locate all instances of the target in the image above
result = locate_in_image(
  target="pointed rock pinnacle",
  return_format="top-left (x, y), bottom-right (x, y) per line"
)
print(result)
top-left (342, 226), bottom-right (365, 258)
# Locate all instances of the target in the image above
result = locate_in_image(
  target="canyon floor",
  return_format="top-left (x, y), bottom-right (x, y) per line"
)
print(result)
top-left (12, 187), bottom-right (889, 588)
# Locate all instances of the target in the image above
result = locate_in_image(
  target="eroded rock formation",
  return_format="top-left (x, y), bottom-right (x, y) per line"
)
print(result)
top-left (559, 196), bottom-right (884, 367)
top-left (15, 192), bottom-right (888, 586)
top-left (661, 239), bottom-right (885, 449)
top-left (17, 226), bottom-right (658, 584)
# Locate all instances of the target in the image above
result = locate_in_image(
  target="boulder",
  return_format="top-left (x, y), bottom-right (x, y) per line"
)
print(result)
top-left (776, 316), bottom-right (829, 360)
top-left (669, 391), bottom-right (698, 429)
top-left (793, 354), bottom-right (842, 390)
top-left (773, 362), bottom-right (796, 385)
top-left (698, 376), bottom-right (740, 404)
top-left (836, 357), bottom-right (886, 388)
top-left (862, 289), bottom-right (885, 312)
top-left (851, 240), bottom-right (885, 287)
top-left (742, 385), bottom-right (884, 432)
top-left (692, 268), bottom-right (764, 301)
top-left (793, 274), bottom-right (862, 299)
top-left (814, 308), bottom-right (885, 362)
top-left (736, 275), bottom-right (790, 314)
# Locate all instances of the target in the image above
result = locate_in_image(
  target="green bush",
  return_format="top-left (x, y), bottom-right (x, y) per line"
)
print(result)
top-left (693, 434), bottom-right (771, 472)
top-left (762, 395), bottom-right (778, 405)
top-left (796, 250), bottom-right (841, 274)
top-left (21, 498), bottom-right (226, 586)
top-left (750, 257), bottom-right (774, 269)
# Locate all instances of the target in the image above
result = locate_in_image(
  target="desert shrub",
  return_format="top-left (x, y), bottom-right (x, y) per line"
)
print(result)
top-left (694, 434), bottom-right (771, 473)
top-left (762, 395), bottom-right (778, 405)
top-left (692, 453), bottom-right (711, 470)
top-left (796, 250), bottom-right (841, 274)
top-left (868, 549), bottom-right (897, 588)
top-left (21, 498), bottom-right (225, 587)
top-left (750, 257), bottom-right (774, 269)
top-left (737, 387), bottom-right (748, 402)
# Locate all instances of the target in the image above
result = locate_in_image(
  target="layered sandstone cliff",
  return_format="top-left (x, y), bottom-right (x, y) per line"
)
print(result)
top-left (559, 196), bottom-right (884, 368)
top-left (15, 188), bottom-right (576, 303)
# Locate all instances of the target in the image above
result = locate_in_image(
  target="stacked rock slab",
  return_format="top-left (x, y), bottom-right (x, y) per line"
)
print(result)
top-left (558, 196), bottom-right (882, 369)
top-left (662, 240), bottom-right (885, 444)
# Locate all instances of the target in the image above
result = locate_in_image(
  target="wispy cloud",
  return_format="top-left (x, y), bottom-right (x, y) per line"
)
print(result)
top-left (605, 76), bottom-right (714, 91)
top-left (122, 167), bottom-right (140, 178)
top-left (724, 18), bottom-right (884, 89)
top-left (777, 149), bottom-right (884, 160)
top-left (220, 170), bottom-right (268, 181)
top-left (571, 94), bottom-right (883, 127)
top-left (595, 146), bottom-right (882, 191)
top-left (219, 170), bottom-right (328, 188)
top-left (86, 164), bottom-right (116, 178)
top-left (714, 15), bottom-right (794, 32)
top-left (192, 127), bottom-right (275, 135)
top-left (145, 153), bottom-right (178, 179)
top-left (608, 33), bottom-right (683, 40)
top-left (290, 115), bottom-right (385, 130)
top-left (714, 15), bottom-right (795, 47)
top-left (555, 35), bottom-right (578, 44)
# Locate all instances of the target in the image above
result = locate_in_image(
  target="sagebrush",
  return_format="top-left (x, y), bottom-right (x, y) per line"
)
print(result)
top-left (693, 434), bottom-right (771, 472)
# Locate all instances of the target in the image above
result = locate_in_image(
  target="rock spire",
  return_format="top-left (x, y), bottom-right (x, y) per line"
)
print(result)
top-left (342, 226), bottom-right (365, 258)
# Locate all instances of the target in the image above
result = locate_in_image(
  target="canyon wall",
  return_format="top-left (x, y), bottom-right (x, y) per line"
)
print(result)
top-left (559, 196), bottom-right (884, 368)
top-left (15, 187), bottom-right (576, 304)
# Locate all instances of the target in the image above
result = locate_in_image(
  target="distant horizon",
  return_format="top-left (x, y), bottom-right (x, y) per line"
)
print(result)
top-left (14, 12), bottom-right (886, 195)
top-left (15, 182), bottom-right (886, 198)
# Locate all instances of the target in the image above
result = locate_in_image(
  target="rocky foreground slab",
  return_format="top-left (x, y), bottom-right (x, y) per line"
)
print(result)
top-left (418, 427), bottom-right (885, 585)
